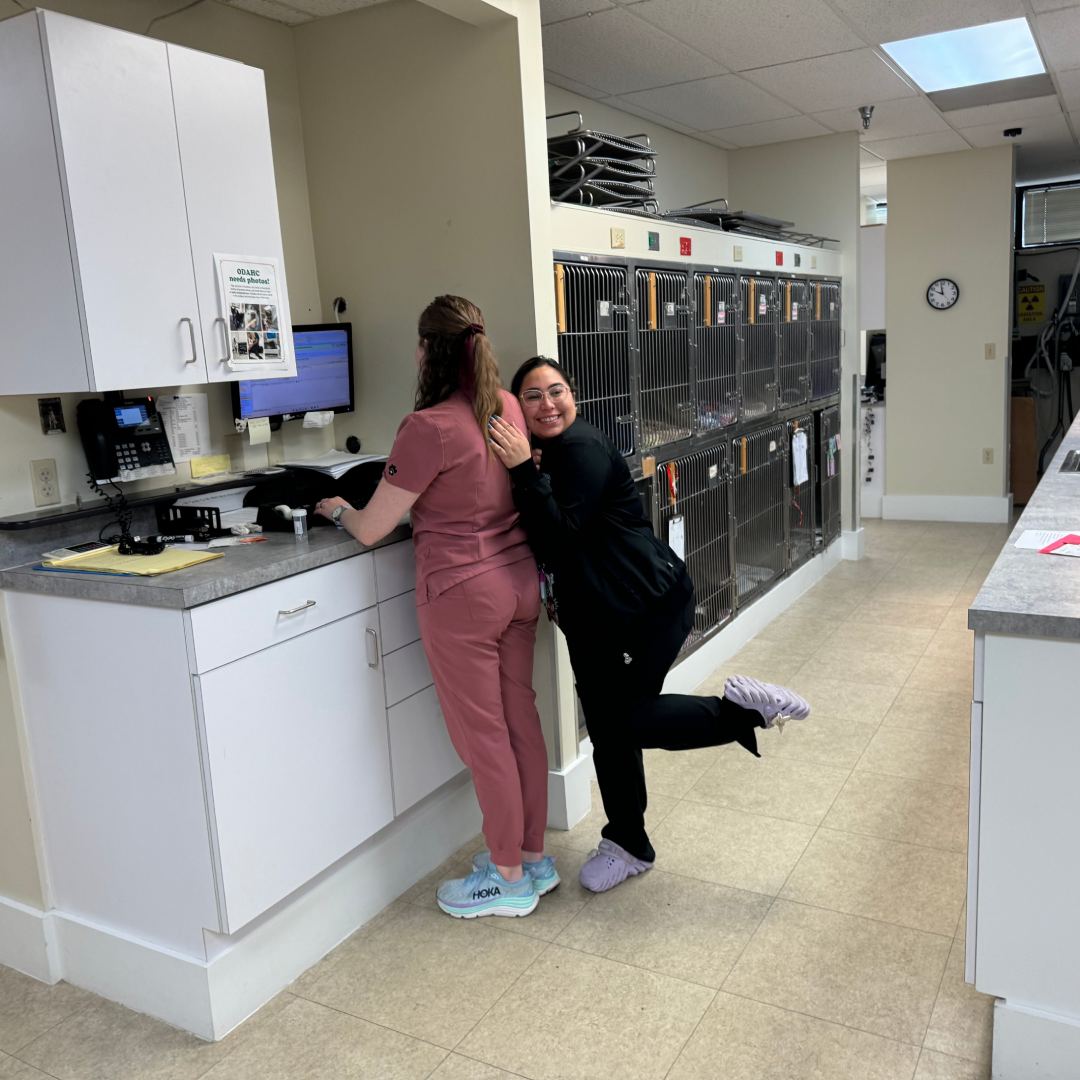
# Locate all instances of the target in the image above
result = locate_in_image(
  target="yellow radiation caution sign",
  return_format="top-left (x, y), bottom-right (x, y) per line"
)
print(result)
top-left (1017, 282), bottom-right (1046, 324)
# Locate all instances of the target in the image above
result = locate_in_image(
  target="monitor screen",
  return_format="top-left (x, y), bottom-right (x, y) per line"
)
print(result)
top-left (234, 323), bottom-right (354, 420)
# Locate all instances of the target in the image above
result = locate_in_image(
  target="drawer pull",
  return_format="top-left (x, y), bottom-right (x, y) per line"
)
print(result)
top-left (278, 600), bottom-right (316, 616)
top-left (366, 627), bottom-right (379, 668)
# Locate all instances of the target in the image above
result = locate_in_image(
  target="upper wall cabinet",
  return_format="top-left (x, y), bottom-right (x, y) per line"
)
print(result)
top-left (0, 11), bottom-right (295, 395)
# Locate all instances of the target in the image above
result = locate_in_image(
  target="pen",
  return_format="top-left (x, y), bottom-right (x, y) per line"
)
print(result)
top-left (132, 533), bottom-right (196, 544)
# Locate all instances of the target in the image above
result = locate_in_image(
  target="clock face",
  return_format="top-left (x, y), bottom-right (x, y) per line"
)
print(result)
top-left (927, 278), bottom-right (959, 310)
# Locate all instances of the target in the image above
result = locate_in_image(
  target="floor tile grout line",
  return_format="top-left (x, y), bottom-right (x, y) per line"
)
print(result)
top-left (7, 999), bottom-right (98, 1061)
top-left (660, 986), bottom-right (721, 1080)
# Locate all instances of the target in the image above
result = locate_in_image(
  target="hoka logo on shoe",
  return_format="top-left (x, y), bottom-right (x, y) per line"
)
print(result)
top-left (472, 886), bottom-right (501, 900)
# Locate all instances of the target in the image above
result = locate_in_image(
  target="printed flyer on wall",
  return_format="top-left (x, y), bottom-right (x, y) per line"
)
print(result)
top-left (216, 254), bottom-right (288, 369)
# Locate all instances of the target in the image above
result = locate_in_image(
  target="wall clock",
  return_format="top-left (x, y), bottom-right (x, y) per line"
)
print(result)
top-left (927, 278), bottom-right (959, 310)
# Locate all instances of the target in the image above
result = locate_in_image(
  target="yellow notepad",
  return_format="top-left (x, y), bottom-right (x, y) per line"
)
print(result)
top-left (41, 545), bottom-right (224, 576)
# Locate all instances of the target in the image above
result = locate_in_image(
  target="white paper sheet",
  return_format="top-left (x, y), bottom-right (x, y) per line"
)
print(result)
top-left (668, 515), bottom-right (686, 561)
top-left (1015, 530), bottom-right (1070, 550)
top-left (792, 429), bottom-right (809, 486)
top-left (157, 393), bottom-right (209, 461)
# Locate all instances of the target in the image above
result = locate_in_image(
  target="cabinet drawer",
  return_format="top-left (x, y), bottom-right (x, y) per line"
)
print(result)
top-left (388, 685), bottom-right (465, 815)
top-left (378, 590), bottom-right (420, 655)
top-left (383, 639), bottom-right (433, 707)
top-left (374, 541), bottom-right (416, 601)
top-left (188, 554), bottom-right (375, 672)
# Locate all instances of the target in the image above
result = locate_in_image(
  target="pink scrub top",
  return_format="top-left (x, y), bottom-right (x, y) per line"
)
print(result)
top-left (383, 389), bottom-right (533, 601)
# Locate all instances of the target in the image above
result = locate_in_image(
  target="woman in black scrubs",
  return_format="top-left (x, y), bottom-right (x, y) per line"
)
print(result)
top-left (489, 356), bottom-right (811, 893)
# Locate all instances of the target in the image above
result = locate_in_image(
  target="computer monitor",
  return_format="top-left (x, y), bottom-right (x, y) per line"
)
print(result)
top-left (233, 323), bottom-right (354, 421)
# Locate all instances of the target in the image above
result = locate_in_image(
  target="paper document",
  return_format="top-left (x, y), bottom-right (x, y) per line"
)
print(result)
top-left (158, 394), bottom-right (209, 461)
top-left (668, 515), bottom-right (686, 561)
top-left (1015, 530), bottom-right (1072, 550)
top-left (39, 545), bottom-right (223, 576)
top-left (792, 429), bottom-right (809, 486)
top-left (278, 450), bottom-right (387, 479)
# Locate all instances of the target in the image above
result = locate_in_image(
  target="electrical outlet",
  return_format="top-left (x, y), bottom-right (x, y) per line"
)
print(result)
top-left (985, 342), bottom-right (996, 360)
top-left (610, 227), bottom-right (626, 249)
top-left (31, 458), bottom-right (59, 506)
top-left (982, 448), bottom-right (994, 465)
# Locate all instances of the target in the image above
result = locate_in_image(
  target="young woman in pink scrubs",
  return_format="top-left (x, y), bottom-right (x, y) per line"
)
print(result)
top-left (315, 296), bottom-right (556, 919)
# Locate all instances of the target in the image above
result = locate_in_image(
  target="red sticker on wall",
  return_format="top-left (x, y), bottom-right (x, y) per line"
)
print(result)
top-left (680, 237), bottom-right (692, 256)
top-left (775, 251), bottom-right (784, 266)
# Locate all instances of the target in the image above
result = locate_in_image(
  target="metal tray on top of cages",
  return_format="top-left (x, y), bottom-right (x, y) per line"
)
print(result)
top-left (549, 156), bottom-right (656, 183)
top-left (546, 111), bottom-right (657, 162)
top-left (550, 178), bottom-right (658, 209)
top-left (660, 198), bottom-right (730, 228)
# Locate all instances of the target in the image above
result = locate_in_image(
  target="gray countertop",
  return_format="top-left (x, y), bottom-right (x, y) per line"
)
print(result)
top-left (0, 525), bottom-right (412, 610)
top-left (969, 412), bottom-right (1080, 638)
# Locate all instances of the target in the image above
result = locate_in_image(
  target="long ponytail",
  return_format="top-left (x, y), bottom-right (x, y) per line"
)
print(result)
top-left (415, 295), bottom-right (502, 439)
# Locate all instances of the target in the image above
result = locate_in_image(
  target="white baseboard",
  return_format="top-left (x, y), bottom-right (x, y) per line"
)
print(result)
top-left (547, 739), bottom-right (593, 831)
top-left (0, 894), bottom-right (59, 983)
top-left (881, 494), bottom-right (1012, 523)
top-left (841, 528), bottom-right (865, 560)
top-left (664, 540), bottom-right (843, 695)
top-left (7, 775), bottom-right (482, 1041)
top-left (993, 998), bottom-right (1080, 1079)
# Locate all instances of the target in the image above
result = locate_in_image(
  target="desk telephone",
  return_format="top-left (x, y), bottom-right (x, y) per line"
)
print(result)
top-left (77, 395), bottom-right (177, 484)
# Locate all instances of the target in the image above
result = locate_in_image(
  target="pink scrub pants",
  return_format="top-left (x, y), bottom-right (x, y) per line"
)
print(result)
top-left (416, 556), bottom-right (547, 867)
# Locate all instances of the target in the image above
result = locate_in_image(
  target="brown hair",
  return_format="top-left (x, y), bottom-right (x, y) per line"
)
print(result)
top-left (415, 295), bottom-right (502, 438)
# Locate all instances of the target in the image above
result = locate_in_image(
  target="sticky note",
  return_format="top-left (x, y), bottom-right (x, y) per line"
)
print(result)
top-left (189, 454), bottom-right (231, 479)
top-left (248, 417), bottom-right (271, 445)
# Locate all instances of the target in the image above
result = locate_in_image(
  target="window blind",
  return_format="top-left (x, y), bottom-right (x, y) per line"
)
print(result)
top-left (1022, 183), bottom-right (1080, 247)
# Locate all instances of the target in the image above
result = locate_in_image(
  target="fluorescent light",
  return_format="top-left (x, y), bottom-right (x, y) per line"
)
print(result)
top-left (882, 18), bottom-right (1044, 94)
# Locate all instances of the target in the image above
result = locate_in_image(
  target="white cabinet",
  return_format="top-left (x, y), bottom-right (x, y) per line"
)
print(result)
top-left (196, 611), bottom-right (392, 933)
top-left (0, 10), bottom-right (294, 395)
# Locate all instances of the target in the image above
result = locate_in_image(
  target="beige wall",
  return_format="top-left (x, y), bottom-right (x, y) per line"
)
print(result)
top-left (0, 0), bottom-right (321, 908)
top-left (294, 0), bottom-right (553, 453)
top-left (727, 132), bottom-right (861, 530)
top-left (885, 147), bottom-right (1013, 502)
top-left (544, 85), bottom-right (728, 212)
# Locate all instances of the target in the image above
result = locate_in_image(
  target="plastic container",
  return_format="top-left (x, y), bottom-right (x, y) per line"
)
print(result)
top-left (291, 507), bottom-right (308, 540)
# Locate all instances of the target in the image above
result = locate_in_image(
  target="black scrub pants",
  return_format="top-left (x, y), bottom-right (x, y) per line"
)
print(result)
top-left (566, 594), bottom-right (760, 864)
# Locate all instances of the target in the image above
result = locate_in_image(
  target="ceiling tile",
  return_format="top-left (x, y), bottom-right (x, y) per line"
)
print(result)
top-left (824, 0), bottom-right (1026, 44)
top-left (1029, 0), bottom-right (1080, 11)
top-left (222, 0), bottom-right (314, 23)
top-left (284, 0), bottom-right (387, 13)
top-left (542, 8), bottom-right (723, 95)
top-left (1034, 8), bottom-right (1080, 72)
top-left (707, 115), bottom-right (832, 147)
top-left (600, 97), bottom-right (701, 135)
top-left (1057, 69), bottom-right (1080, 108)
top-left (627, 0), bottom-right (865, 70)
top-left (540, 0), bottom-right (615, 25)
top-left (693, 132), bottom-right (740, 150)
top-left (545, 70), bottom-right (607, 98)
top-left (861, 130), bottom-right (972, 159)
top-left (961, 111), bottom-right (1074, 148)
top-left (741, 49), bottom-right (919, 113)
top-left (860, 146), bottom-right (885, 166)
top-left (943, 95), bottom-right (1063, 129)
top-left (619, 75), bottom-right (796, 129)
top-left (814, 97), bottom-right (950, 139)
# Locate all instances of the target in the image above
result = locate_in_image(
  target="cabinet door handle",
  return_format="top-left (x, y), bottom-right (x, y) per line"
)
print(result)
top-left (365, 627), bottom-right (379, 668)
top-left (215, 317), bottom-right (231, 364)
top-left (180, 317), bottom-right (198, 365)
top-left (278, 600), bottom-right (316, 616)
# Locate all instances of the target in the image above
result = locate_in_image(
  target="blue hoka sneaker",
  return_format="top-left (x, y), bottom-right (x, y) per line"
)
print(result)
top-left (436, 864), bottom-right (538, 919)
top-left (471, 851), bottom-right (561, 897)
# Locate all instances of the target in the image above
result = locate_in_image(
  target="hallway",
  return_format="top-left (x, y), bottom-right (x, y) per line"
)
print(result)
top-left (0, 520), bottom-right (1004, 1080)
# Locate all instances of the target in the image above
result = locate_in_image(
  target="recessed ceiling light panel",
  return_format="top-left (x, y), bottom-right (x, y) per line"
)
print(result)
top-left (881, 18), bottom-right (1045, 94)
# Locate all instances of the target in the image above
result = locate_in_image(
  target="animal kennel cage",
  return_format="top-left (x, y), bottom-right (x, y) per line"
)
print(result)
top-left (740, 274), bottom-right (779, 422)
top-left (786, 413), bottom-right (815, 570)
top-left (655, 440), bottom-right (735, 655)
top-left (554, 261), bottom-right (635, 456)
top-left (694, 270), bottom-right (740, 433)
top-left (732, 423), bottom-right (787, 604)
top-left (635, 267), bottom-right (693, 450)
top-left (816, 403), bottom-right (842, 548)
top-left (778, 277), bottom-right (812, 408)
top-left (810, 280), bottom-right (842, 400)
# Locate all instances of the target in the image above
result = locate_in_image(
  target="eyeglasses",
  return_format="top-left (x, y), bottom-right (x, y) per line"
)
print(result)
top-left (520, 384), bottom-right (570, 406)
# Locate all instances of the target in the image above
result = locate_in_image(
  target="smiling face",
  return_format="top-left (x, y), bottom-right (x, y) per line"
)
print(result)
top-left (519, 364), bottom-right (577, 439)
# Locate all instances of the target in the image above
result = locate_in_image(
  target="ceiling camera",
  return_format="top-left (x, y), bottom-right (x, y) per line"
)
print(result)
top-left (1003, 127), bottom-right (1022, 138)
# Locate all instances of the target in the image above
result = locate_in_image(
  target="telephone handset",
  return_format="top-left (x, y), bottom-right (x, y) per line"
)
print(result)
top-left (76, 395), bottom-right (177, 484)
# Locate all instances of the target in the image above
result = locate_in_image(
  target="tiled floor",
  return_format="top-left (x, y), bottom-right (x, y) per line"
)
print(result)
top-left (0, 520), bottom-right (1007, 1079)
